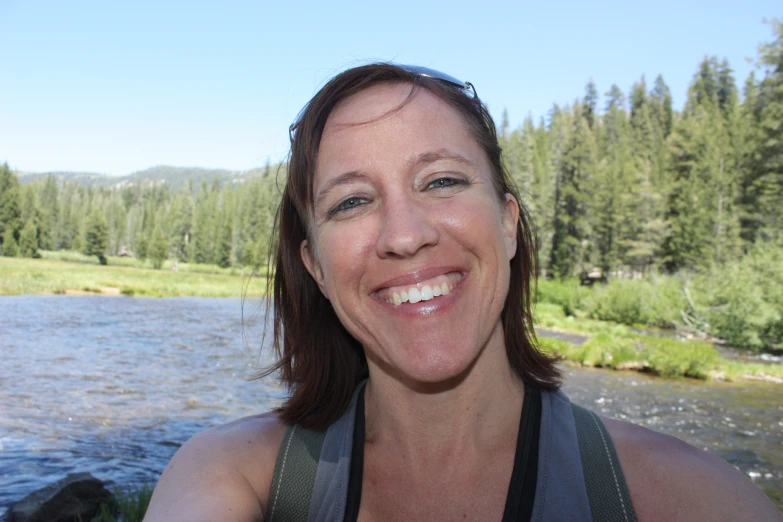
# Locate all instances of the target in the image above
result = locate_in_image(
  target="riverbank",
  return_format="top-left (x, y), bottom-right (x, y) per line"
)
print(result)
top-left (0, 255), bottom-right (268, 297)
top-left (534, 303), bottom-right (783, 383)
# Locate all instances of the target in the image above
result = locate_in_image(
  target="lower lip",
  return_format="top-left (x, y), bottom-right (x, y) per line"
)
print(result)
top-left (374, 275), bottom-right (466, 317)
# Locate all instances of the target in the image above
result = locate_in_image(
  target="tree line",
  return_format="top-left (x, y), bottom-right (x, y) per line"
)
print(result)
top-left (1, 22), bottom-right (781, 276)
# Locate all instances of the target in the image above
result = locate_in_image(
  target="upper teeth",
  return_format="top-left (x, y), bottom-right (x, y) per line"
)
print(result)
top-left (379, 273), bottom-right (461, 306)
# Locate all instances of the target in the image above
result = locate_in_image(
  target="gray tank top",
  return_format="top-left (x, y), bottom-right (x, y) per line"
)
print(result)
top-left (297, 385), bottom-right (606, 522)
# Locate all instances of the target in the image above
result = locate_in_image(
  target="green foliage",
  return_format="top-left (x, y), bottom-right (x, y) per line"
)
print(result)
top-left (573, 333), bottom-right (639, 368)
top-left (639, 337), bottom-right (718, 379)
top-left (2, 231), bottom-right (19, 257)
top-left (536, 253), bottom-right (783, 353)
top-left (19, 221), bottom-right (40, 258)
top-left (83, 209), bottom-right (109, 265)
top-left (536, 337), bottom-right (574, 358)
top-left (550, 112), bottom-right (597, 278)
top-left (0, 163), bottom-right (22, 250)
top-left (135, 233), bottom-right (148, 260)
top-left (91, 483), bottom-right (154, 522)
top-left (691, 244), bottom-right (783, 351)
top-left (535, 278), bottom-right (590, 316)
top-left (539, 330), bottom-right (720, 380)
top-left (149, 227), bottom-right (168, 269)
top-left (215, 215), bottom-right (233, 269)
top-left (585, 277), bottom-right (685, 328)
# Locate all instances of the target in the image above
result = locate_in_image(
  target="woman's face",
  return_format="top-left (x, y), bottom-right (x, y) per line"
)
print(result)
top-left (301, 83), bottom-right (519, 385)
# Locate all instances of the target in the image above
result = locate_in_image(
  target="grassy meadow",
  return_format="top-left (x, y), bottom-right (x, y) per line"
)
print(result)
top-left (0, 251), bottom-right (269, 297)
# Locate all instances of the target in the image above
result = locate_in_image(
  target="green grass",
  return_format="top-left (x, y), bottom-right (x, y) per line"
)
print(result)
top-left (0, 255), bottom-right (268, 297)
top-left (534, 302), bottom-right (637, 338)
top-left (91, 483), bottom-right (154, 522)
top-left (535, 303), bottom-right (781, 383)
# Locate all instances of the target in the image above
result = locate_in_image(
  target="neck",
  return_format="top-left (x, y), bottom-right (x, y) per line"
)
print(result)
top-left (363, 323), bottom-right (524, 465)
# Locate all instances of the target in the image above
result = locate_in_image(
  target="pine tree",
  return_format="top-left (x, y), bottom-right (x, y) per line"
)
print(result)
top-left (594, 93), bottom-right (634, 274)
top-left (19, 221), bottom-right (39, 258)
top-left (83, 209), bottom-right (109, 265)
top-left (750, 20), bottom-right (783, 241)
top-left (149, 226), bottom-right (168, 269)
top-left (169, 181), bottom-right (194, 261)
top-left (135, 233), bottom-right (148, 261)
top-left (37, 175), bottom-right (58, 251)
top-left (550, 108), bottom-right (598, 278)
top-left (0, 163), bottom-right (22, 251)
top-left (215, 214), bottom-right (233, 268)
top-left (192, 181), bottom-right (216, 264)
top-left (650, 75), bottom-right (673, 138)
top-left (2, 231), bottom-right (18, 257)
top-left (582, 80), bottom-right (599, 130)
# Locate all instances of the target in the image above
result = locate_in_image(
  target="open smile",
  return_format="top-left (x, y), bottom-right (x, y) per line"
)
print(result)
top-left (375, 272), bottom-right (465, 306)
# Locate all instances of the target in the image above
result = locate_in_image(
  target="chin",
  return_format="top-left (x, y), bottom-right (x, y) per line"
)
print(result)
top-left (377, 339), bottom-right (482, 388)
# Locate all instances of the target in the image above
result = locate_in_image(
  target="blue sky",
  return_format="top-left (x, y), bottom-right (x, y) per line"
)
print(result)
top-left (0, 1), bottom-right (778, 176)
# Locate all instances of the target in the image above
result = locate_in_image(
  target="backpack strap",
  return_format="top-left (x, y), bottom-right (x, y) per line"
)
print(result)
top-left (570, 403), bottom-right (638, 522)
top-left (266, 424), bottom-right (326, 522)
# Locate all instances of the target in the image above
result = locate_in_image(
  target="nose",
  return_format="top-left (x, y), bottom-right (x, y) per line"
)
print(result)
top-left (376, 194), bottom-right (439, 259)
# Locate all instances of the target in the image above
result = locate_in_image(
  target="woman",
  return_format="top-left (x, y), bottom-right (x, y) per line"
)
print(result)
top-left (144, 64), bottom-right (781, 521)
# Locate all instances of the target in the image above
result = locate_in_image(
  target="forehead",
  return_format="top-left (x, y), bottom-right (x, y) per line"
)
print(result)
top-left (315, 83), bottom-right (482, 179)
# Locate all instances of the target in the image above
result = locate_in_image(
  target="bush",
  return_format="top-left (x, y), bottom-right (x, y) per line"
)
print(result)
top-left (691, 243), bottom-right (783, 351)
top-left (640, 337), bottom-right (718, 379)
top-left (536, 337), bottom-right (573, 358)
top-left (579, 333), bottom-right (640, 368)
top-left (536, 278), bottom-right (591, 316)
top-left (585, 277), bottom-right (686, 328)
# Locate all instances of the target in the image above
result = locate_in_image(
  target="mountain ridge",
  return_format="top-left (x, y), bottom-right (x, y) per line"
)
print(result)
top-left (15, 164), bottom-right (275, 190)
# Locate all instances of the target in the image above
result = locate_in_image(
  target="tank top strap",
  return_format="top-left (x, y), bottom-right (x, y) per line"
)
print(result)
top-left (531, 390), bottom-right (593, 521)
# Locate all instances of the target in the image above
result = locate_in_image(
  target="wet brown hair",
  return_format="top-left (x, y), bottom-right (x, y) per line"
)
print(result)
top-left (262, 63), bottom-right (560, 430)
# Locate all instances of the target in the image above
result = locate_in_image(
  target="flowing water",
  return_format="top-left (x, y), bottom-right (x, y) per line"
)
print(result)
top-left (1, 296), bottom-right (781, 514)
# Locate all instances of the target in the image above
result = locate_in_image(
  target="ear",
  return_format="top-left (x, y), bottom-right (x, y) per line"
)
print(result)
top-left (300, 239), bottom-right (329, 299)
top-left (501, 194), bottom-right (519, 261)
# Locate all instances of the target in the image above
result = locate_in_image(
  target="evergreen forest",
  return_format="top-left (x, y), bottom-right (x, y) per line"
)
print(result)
top-left (2, 22), bottom-right (782, 352)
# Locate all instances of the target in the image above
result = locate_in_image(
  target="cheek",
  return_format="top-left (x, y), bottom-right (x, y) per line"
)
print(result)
top-left (318, 223), bottom-right (377, 296)
top-left (438, 196), bottom-right (508, 249)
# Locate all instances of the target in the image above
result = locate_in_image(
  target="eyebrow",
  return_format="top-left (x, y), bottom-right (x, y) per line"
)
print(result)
top-left (314, 148), bottom-right (475, 210)
top-left (406, 148), bottom-right (476, 171)
top-left (315, 170), bottom-right (369, 210)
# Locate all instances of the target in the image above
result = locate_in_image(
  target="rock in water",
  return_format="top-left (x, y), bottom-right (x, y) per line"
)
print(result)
top-left (5, 472), bottom-right (114, 522)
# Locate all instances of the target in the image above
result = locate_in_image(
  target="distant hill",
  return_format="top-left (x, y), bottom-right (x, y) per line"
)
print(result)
top-left (16, 165), bottom-right (274, 190)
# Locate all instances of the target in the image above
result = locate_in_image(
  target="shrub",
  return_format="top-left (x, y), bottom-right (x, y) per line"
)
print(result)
top-left (585, 277), bottom-right (686, 328)
top-left (579, 333), bottom-right (639, 368)
top-left (693, 253), bottom-right (781, 352)
top-left (640, 337), bottom-right (718, 379)
top-left (536, 337), bottom-right (573, 359)
top-left (536, 278), bottom-right (590, 316)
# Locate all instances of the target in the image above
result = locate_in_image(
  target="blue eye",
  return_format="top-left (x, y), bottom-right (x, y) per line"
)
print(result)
top-left (427, 177), bottom-right (463, 189)
top-left (329, 196), bottom-right (367, 217)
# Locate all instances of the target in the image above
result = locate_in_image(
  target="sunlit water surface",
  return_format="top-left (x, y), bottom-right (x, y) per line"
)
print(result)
top-left (1, 296), bottom-right (780, 514)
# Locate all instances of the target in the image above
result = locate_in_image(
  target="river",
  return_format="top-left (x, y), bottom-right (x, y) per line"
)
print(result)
top-left (1, 295), bottom-right (781, 514)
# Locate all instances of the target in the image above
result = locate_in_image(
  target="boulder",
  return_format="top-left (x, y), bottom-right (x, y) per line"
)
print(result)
top-left (4, 473), bottom-right (115, 522)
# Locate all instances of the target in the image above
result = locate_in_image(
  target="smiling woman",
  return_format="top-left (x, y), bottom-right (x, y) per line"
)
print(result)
top-left (142, 64), bottom-right (782, 522)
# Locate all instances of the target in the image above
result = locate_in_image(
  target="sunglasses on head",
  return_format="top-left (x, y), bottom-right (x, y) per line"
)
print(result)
top-left (289, 64), bottom-right (478, 142)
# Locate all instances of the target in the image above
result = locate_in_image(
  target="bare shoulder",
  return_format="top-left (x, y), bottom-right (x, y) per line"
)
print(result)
top-left (143, 411), bottom-right (287, 522)
top-left (601, 416), bottom-right (782, 521)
